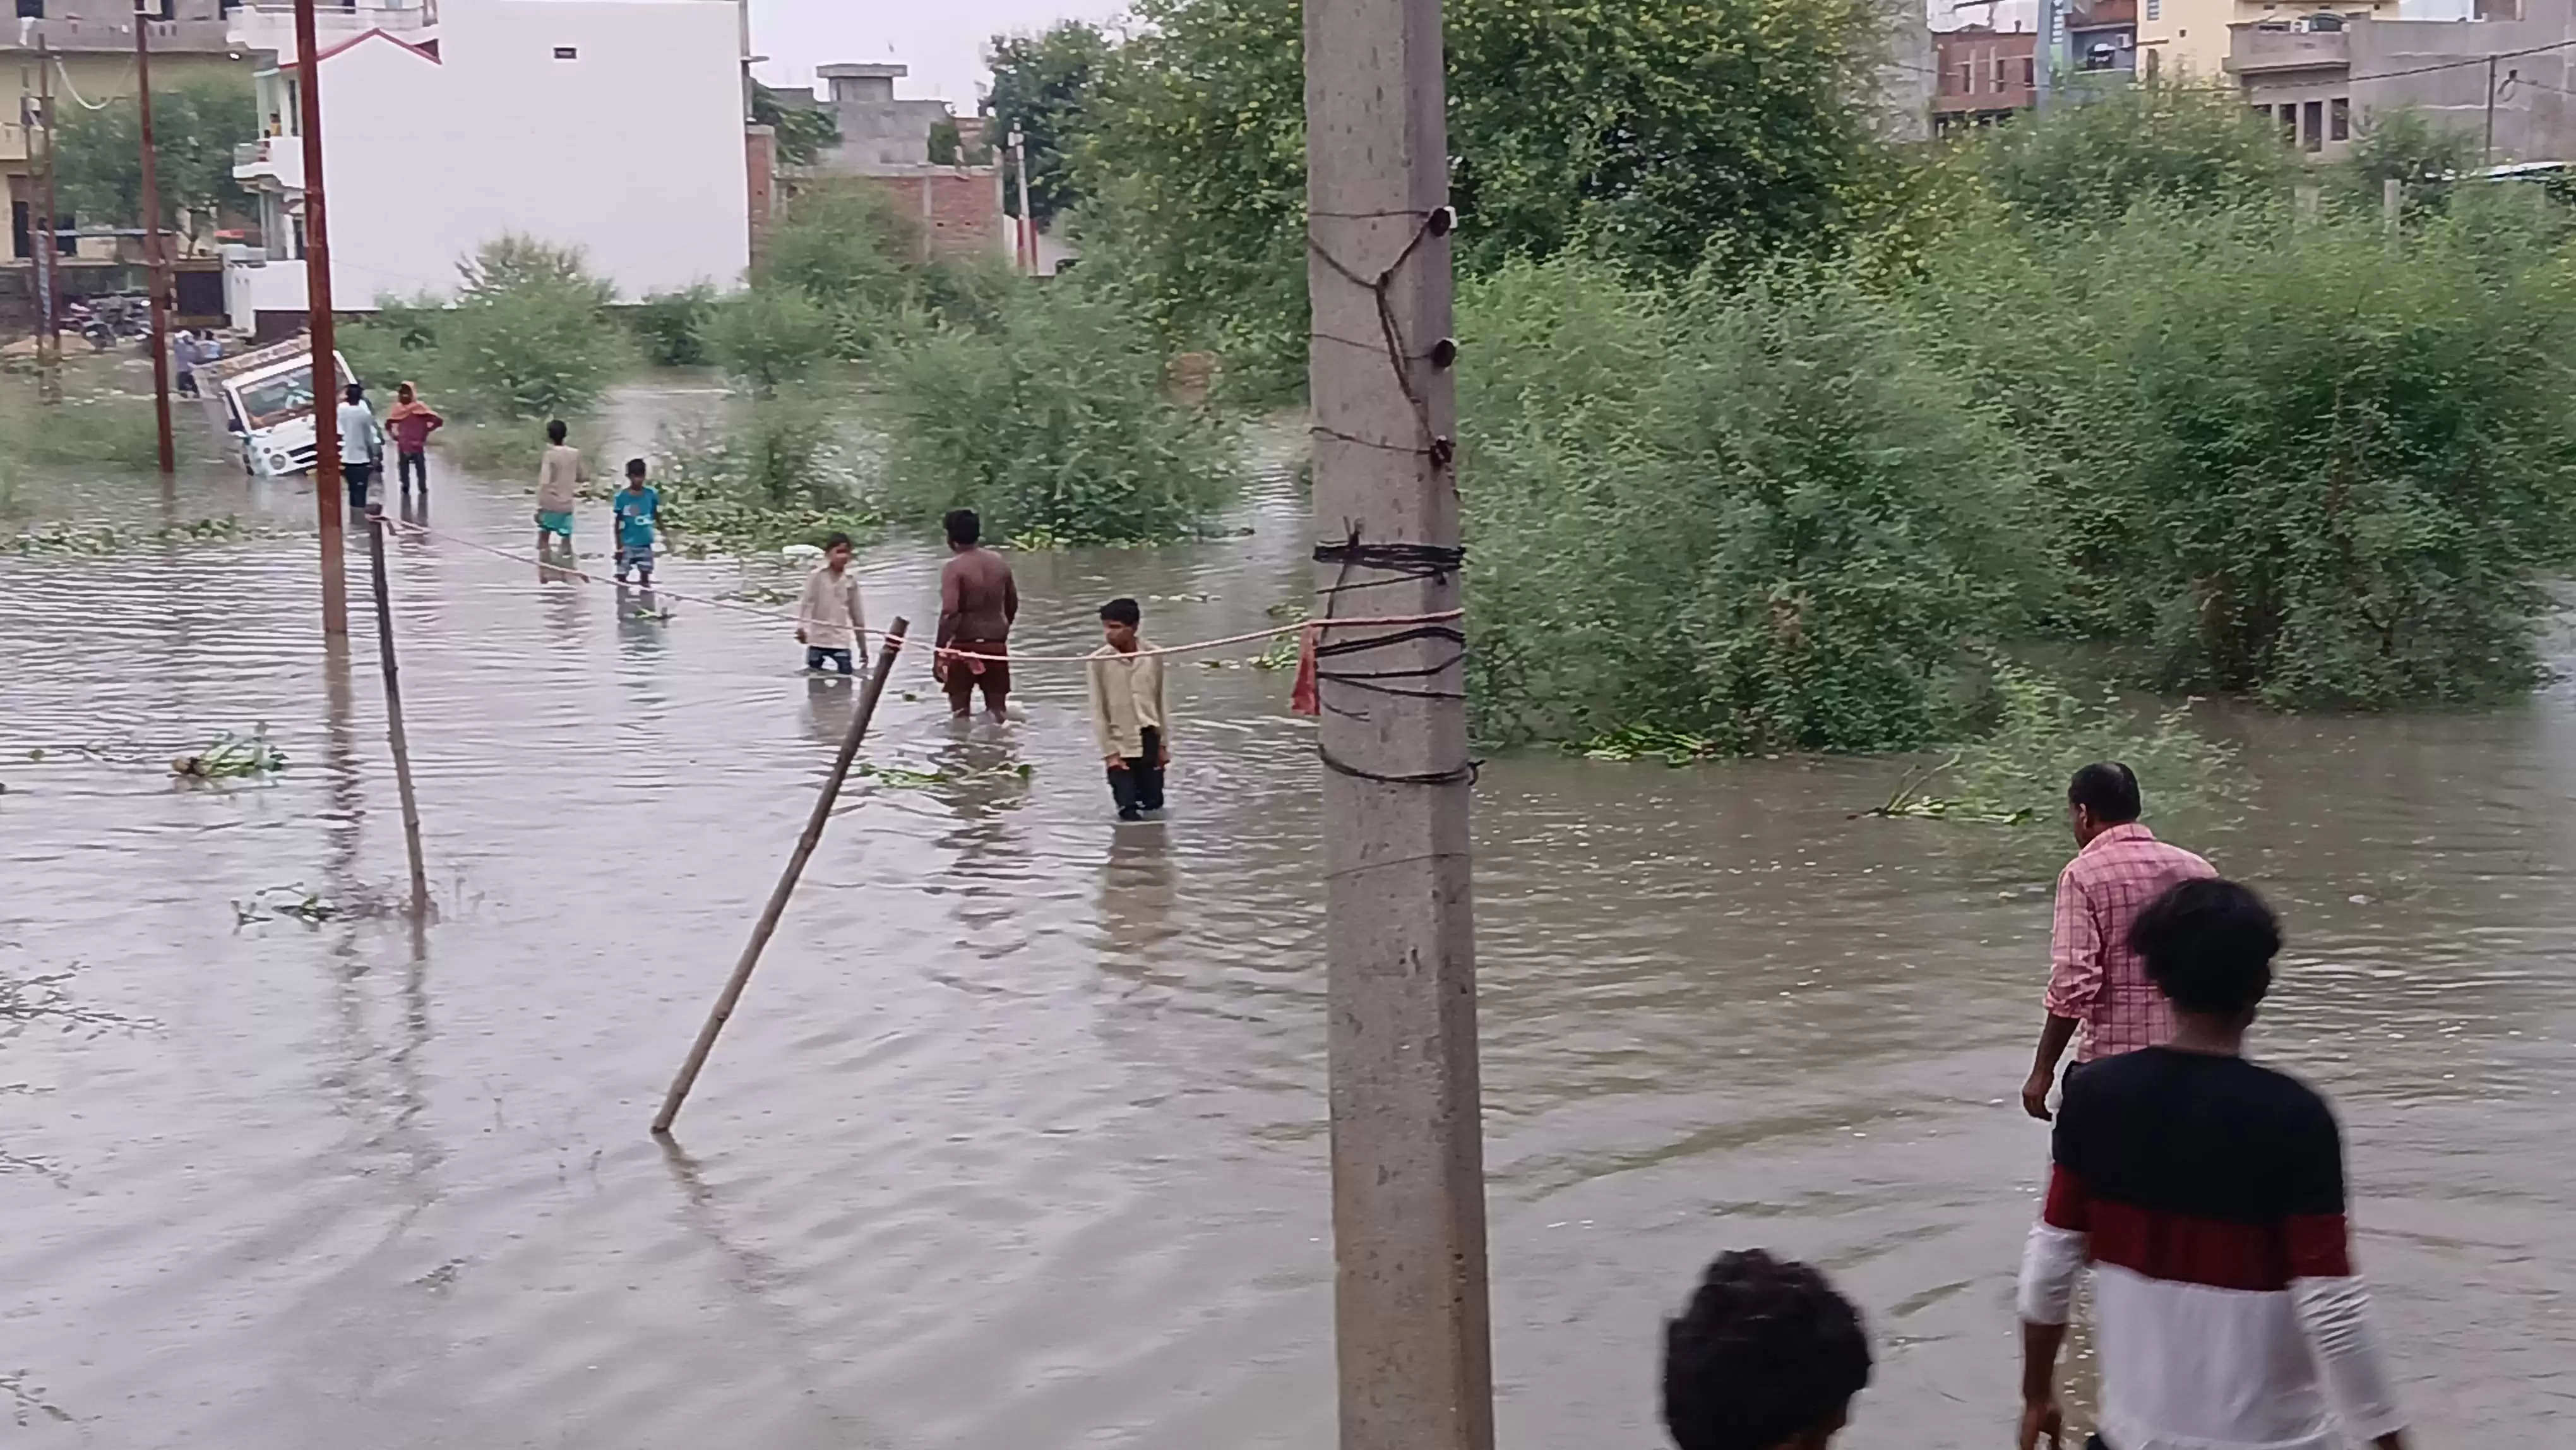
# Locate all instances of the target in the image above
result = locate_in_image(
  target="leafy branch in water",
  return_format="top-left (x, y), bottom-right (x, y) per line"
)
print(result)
top-left (1864, 665), bottom-right (2234, 831)
top-left (1578, 725), bottom-right (1722, 765)
top-left (172, 727), bottom-right (288, 779)
top-left (854, 760), bottom-right (1035, 789)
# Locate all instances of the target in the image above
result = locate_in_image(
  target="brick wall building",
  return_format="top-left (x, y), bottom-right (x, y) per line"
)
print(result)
top-left (845, 165), bottom-right (1010, 264)
top-left (1934, 28), bottom-right (2039, 130)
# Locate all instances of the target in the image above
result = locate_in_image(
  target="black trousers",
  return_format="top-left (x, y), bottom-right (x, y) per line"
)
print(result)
top-left (343, 461), bottom-right (373, 513)
top-left (397, 450), bottom-right (428, 489)
top-left (1107, 727), bottom-right (1166, 815)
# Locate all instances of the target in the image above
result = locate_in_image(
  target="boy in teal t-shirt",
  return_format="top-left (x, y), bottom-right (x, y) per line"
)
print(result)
top-left (613, 458), bottom-right (661, 584)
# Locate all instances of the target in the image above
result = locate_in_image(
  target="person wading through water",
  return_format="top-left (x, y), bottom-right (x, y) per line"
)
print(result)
top-left (934, 508), bottom-right (1018, 721)
top-left (2024, 762), bottom-right (2214, 1120)
top-left (2017, 878), bottom-right (2408, 1450)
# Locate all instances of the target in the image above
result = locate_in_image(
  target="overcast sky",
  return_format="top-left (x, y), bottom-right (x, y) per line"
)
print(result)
top-left (749, 1), bottom-right (1129, 113)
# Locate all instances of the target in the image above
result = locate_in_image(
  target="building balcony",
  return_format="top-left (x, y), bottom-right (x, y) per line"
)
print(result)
top-left (7, 16), bottom-right (237, 54)
top-left (2227, 26), bottom-right (2351, 75)
top-left (232, 136), bottom-right (304, 192)
top-left (1, 121), bottom-right (28, 167)
top-left (2070, 0), bottom-right (2138, 25)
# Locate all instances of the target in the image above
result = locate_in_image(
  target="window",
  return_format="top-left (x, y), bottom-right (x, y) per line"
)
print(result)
top-left (2282, 104), bottom-right (2299, 143)
top-left (1959, 60), bottom-right (1974, 93)
top-left (552, 45), bottom-right (579, 59)
top-left (2024, 56), bottom-right (2036, 85)
top-left (2302, 99), bottom-right (2323, 152)
top-left (2145, 0), bottom-right (2160, 16)
top-left (15, 0), bottom-right (42, 18)
top-left (2330, 96), bottom-right (2350, 141)
top-left (1993, 51), bottom-right (2005, 91)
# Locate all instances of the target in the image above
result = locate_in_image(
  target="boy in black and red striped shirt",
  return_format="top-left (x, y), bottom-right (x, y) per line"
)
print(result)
top-left (2017, 878), bottom-right (2408, 1450)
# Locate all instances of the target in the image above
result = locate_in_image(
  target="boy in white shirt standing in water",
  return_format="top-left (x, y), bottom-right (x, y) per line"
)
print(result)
top-left (794, 532), bottom-right (866, 674)
top-left (1087, 597), bottom-right (1169, 821)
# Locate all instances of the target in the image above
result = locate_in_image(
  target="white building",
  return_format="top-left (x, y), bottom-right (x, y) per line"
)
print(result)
top-left (225, 0), bottom-right (753, 336)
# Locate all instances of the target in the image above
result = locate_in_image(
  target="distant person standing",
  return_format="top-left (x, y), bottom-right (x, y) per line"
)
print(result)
top-left (795, 531), bottom-right (866, 674)
top-left (2022, 762), bottom-right (2215, 1120)
top-left (934, 508), bottom-right (1018, 721)
top-left (172, 330), bottom-right (201, 398)
top-left (1087, 597), bottom-right (1170, 821)
top-left (612, 458), bottom-right (661, 585)
top-left (335, 383), bottom-right (386, 516)
top-left (534, 419), bottom-right (587, 564)
top-left (2017, 878), bottom-right (2407, 1450)
top-left (383, 382), bottom-right (443, 498)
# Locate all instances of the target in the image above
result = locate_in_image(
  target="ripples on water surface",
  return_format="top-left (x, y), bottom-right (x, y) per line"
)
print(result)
top-left (2, 394), bottom-right (2570, 1447)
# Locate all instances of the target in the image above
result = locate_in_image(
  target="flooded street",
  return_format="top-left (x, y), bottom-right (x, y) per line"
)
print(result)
top-left (3, 392), bottom-right (2572, 1447)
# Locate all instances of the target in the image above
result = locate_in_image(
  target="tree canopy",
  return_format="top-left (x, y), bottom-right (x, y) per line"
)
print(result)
top-left (51, 76), bottom-right (259, 252)
top-left (986, 21), bottom-right (1114, 228)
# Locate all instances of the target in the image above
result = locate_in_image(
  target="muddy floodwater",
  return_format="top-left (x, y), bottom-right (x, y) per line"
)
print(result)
top-left (3, 388), bottom-right (2572, 1447)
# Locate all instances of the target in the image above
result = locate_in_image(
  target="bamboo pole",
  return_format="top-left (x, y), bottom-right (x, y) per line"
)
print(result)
top-left (651, 618), bottom-right (910, 1135)
top-left (364, 508), bottom-right (430, 909)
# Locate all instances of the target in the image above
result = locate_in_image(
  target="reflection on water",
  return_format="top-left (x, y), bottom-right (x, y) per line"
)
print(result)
top-left (0, 385), bottom-right (2568, 1447)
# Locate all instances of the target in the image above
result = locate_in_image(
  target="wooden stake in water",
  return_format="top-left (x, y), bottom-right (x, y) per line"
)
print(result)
top-left (364, 508), bottom-right (429, 909)
top-left (652, 618), bottom-right (910, 1135)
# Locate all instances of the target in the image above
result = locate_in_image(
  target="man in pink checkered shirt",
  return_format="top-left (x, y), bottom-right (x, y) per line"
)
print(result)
top-left (2020, 762), bottom-right (2215, 1120)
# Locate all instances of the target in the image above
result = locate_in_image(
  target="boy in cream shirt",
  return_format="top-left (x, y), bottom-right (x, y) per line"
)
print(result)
top-left (1087, 597), bottom-right (1168, 820)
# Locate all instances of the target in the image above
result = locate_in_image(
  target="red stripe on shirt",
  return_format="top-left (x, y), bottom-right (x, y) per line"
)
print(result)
top-left (2044, 1166), bottom-right (2353, 1289)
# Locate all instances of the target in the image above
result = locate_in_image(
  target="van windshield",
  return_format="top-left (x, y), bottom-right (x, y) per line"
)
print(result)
top-left (235, 368), bottom-right (316, 430)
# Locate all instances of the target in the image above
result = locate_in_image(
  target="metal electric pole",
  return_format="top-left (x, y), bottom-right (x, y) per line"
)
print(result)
top-left (1303, 0), bottom-right (1493, 1447)
top-left (295, 0), bottom-right (349, 637)
top-left (133, 0), bottom-right (176, 473)
top-left (33, 37), bottom-right (62, 402)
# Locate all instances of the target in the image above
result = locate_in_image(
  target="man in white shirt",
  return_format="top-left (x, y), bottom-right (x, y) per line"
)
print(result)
top-left (1087, 596), bottom-right (1169, 821)
top-left (335, 383), bottom-right (385, 516)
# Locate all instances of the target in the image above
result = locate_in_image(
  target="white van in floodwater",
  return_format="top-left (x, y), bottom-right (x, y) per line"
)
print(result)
top-left (198, 339), bottom-right (356, 478)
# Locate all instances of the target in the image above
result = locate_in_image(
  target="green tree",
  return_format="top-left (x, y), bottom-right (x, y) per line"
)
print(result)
top-left (51, 76), bottom-right (259, 252)
top-left (751, 81), bottom-right (842, 168)
top-left (703, 286), bottom-right (837, 395)
top-left (986, 21), bottom-right (1114, 228)
top-left (2331, 107), bottom-right (2478, 217)
top-left (1075, 0), bottom-right (1898, 398)
top-left (437, 236), bottom-right (633, 417)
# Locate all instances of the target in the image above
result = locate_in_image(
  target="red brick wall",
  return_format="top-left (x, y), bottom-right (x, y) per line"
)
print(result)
top-left (746, 126), bottom-right (778, 269)
top-left (855, 169), bottom-right (1005, 263)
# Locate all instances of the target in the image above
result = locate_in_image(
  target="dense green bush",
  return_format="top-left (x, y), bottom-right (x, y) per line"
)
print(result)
top-left (1922, 203), bottom-right (2576, 707)
top-left (435, 237), bottom-right (633, 418)
top-left (1951, 85), bottom-right (2297, 225)
top-left (648, 410), bottom-right (880, 553)
top-left (1458, 256), bottom-right (2045, 752)
top-left (631, 285), bottom-right (718, 367)
top-left (703, 287), bottom-right (837, 395)
top-left (868, 287), bottom-right (1239, 544)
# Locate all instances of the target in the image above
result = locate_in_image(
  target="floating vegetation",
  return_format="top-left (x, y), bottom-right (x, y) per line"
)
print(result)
top-left (172, 727), bottom-right (287, 779)
top-left (1577, 725), bottom-right (1720, 765)
top-left (231, 884), bottom-right (338, 926)
top-left (855, 760), bottom-right (1035, 789)
top-left (8, 516), bottom-right (282, 556)
top-left (1852, 754), bottom-right (2032, 825)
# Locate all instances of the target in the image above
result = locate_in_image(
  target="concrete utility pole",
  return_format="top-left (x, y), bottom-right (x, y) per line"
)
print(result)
top-left (1303, 0), bottom-right (1493, 1447)
top-left (134, 1), bottom-right (176, 473)
top-left (295, 0), bottom-right (349, 637)
top-left (34, 37), bottom-right (61, 402)
top-left (1008, 126), bottom-right (1035, 275)
top-left (2032, 0), bottom-right (2059, 114)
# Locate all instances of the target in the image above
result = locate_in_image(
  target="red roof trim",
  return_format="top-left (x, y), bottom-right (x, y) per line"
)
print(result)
top-left (313, 27), bottom-right (442, 65)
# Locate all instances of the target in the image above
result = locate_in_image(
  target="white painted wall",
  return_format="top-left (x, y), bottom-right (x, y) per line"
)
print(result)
top-left (238, 0), bottom-right (748, 312)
